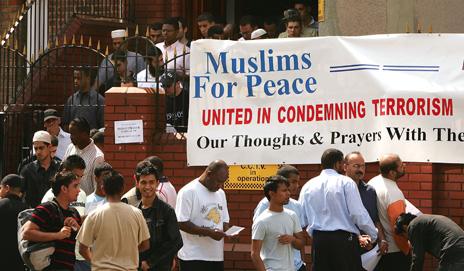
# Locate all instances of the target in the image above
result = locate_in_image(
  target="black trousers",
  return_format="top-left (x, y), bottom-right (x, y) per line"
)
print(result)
top-left (178, 259), bottom-right (224, 271)
top-left (312, 230), bottom-right (362, 271)
top-left (375, 251), bottom-right (411, 271)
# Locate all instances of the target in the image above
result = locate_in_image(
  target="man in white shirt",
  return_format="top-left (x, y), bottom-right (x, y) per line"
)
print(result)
top-left (251, 175), bottom-right (306, 271)
top-left (369, 154), bottom-right (411, 271)
top-left (253, 165), bottom-right (307, 270)
top-left (64, 117), bottom-right (104, 195)
top-left (43, 109), bottom-right (71, 160)
top-left (299, 148), bottom-right (377, 271)
top-left (85, 162), bottom-right (113, 215)
top-left (175, 160), bottom-right (230, 271)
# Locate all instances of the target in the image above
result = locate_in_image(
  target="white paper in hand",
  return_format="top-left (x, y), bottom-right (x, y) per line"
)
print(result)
top-left (361, 244), bottom-right (381, 271)
top-left (225, 226), bottom-right (245, 236)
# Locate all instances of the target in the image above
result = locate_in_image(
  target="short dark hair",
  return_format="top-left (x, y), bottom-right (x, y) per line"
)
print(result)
top-left (277, 165), bottom-right (299, 178)
top-left (321, 148), bottom-right (344, 169)
top-left (50, 135), bottom-right (59, 147)
top-left (91, 131), bottom-right (104, 145)
top-left (207, 25), bottom-right (224, 38)
top-left (379, 157), bottom-right (400, 176)
top-left (1, 174), bottom-right (23, 189)
top-left (395, 213), bottom-right (417, 234)
top-left (293, 0), bottom-right (309, 8)
top-left (103, 171), bottom-right (125, 196)
top-left (135, 161), bottom-right (160, 181)
top-left (162, 17), bottom-right (180, 30)
top-left (176, 16), bottom-right (188, 29)
top-left (150, 22), bottom-right (163, 31)
top-left (60, 154), bottom-right (86, 171)
top-left (286, 16), bottom-right (302, 26)
top-left (263, 17), bottom-right (278, 26)
top-left (94, 162), bottom-right (113, 177)
top-left (197, 12), bottom-right (215, 23)
top-left (263, 175), bottom-right (289, 200)
top-left (239, 15), bottom-right (258, 27)
top-left (144, 156), bottom-right (164, 175)
top-left (146, 44), bottom-right (162, 58)
top-left (70, 117), bottom-right (90, 135)
top-left (74, 68), bottom-right (96, 86)
top-left (51, 171), bottom-right (77, 196)
top-left (111, 49), bottom-right (127, 62)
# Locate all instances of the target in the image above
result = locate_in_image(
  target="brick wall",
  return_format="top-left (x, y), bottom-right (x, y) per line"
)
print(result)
top-left (104, 88), bottom-right (463, 271)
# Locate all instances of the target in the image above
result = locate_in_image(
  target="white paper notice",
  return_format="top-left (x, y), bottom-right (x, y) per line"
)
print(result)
top-left (225, 226), bottom-right (245, 236)
top-left (114, 120), bottom-right (144, 144)
top-left (361, 244), bottom-right (381, 271)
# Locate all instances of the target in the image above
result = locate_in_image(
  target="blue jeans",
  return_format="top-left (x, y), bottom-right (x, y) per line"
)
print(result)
top-left (74, 260), bottom-right (91, 271)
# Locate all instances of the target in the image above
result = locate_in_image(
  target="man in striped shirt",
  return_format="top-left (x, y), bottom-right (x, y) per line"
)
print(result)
top-left (22, 171), bottom-right (82, 270)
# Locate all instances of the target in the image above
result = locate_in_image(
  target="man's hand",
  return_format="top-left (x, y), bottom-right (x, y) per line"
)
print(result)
top-left (359, 235), bottom-right (373, 250)
top-left (56, 226), bottom-right (71, 240)
top-left (207, 228), bottom-right (227, 241)
top-left (278, 234), bottom-right (295, 245)
top-left (141, 261), bottom-right (150, 271)
top-left (377, 240), bottom-right (389, 255)
top-left (64, 217), bottom-right (80, 231)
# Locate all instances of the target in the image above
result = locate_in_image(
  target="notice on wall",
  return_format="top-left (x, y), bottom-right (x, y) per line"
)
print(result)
top-left (225, 164), bottom-right (279, 190)
top-left (114, 120), bottom-right (144, 144)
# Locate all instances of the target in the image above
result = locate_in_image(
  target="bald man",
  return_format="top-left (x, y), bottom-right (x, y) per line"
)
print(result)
top-left (175, 160), bottom-right (231, 271)
top-left (368, 154), bottom-right (411, 271)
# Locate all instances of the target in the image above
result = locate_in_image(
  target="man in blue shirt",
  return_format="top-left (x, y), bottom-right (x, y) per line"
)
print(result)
top-left (299, 148), bottom-right (377, 271)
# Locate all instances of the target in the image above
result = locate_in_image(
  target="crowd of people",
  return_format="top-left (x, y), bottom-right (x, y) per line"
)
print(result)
top-left (59, 1), bottom-right (319, 134)
top-left (1, 115), bottom-right (463, 271)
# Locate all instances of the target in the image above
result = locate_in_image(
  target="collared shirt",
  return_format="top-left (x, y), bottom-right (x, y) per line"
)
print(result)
top-left (96, 50), bottom-right (146, 88)
top-left (56, 127), bottom-right (72, 160)
top-left (20, 159), bottom-right (60, 207)
top-left (138, 197), bottom-right (183, 269)
top-left (63, 90), bottom-right (105, 129)
top-left (156, 41), bottom-right (190, 74)
top-left (64, 139), bottom-right (104, 195)
top-left (358, 181), bottom-right (380, 224)
top-left (369, 174), bottom-right (409, 254)
top-left (299, 169), bottom-right (377, 240)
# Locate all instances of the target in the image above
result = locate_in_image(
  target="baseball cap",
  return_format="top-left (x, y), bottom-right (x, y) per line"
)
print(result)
top-left (32, 130), bottom-right (51, 144)
top-left (43, 109), bottom-right (59, 122)
top-left (282, 8), bottom-right (301, 22)
top-left (1, 174), bottom-right (23, 188)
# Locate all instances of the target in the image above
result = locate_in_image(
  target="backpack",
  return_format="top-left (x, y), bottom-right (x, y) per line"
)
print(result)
top-left (17, 200), bottom-right (64, 271)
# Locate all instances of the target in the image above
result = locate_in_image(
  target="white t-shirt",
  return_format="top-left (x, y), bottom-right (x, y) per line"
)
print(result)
top-left (77, 202), bottom-right (150, 271)
top-left (121, 181), bottom-right (177, 208)
top-left (175, 178), bottom-right (230, 261)
top-left (85, 192), bottom-right (106, 215)
top-left (252, 209), bottom-right (302, 271)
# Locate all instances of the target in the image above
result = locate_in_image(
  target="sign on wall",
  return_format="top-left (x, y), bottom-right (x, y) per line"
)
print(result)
top-left (114, 120), bottom-right (143, 144)
top-left (225, 164), bottom-right (279, 190)
top-left (187, 34), bottom-right (464, 166)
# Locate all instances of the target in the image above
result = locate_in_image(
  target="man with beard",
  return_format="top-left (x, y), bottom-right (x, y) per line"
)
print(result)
top-left (20, 131), bottom-right (60, 207)
top-left (137, 45), bottom-right (165, 89)
top-left (369, 154), bottom-right (411, 270)
top-left (344, 152), bottom-right (388, 262)
top-left (299, 148), bottom-right (377, 271)
top-left (251, 175), bottom-right (306, 271)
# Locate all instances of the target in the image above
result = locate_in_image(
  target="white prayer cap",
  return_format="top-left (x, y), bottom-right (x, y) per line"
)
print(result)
top-left (251, 28), bottom-right (267, 40)
top-left (111, 29), bottom-right (126, 39)
top-left (33, 130), bottom-right (51, 144)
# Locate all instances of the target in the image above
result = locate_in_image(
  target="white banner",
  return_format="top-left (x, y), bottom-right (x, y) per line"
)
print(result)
top-left (187, 34), bottom-right (464, 166)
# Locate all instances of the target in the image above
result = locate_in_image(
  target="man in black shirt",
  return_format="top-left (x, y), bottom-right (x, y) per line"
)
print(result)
top-left (20, 130), bottom-right (60, 207)
top-left (0, 174), bottom-right (28, 270)
top-left (396, 213), bottom-right (464, 271)
top-left (135, 161), bottom-right (183, 271)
